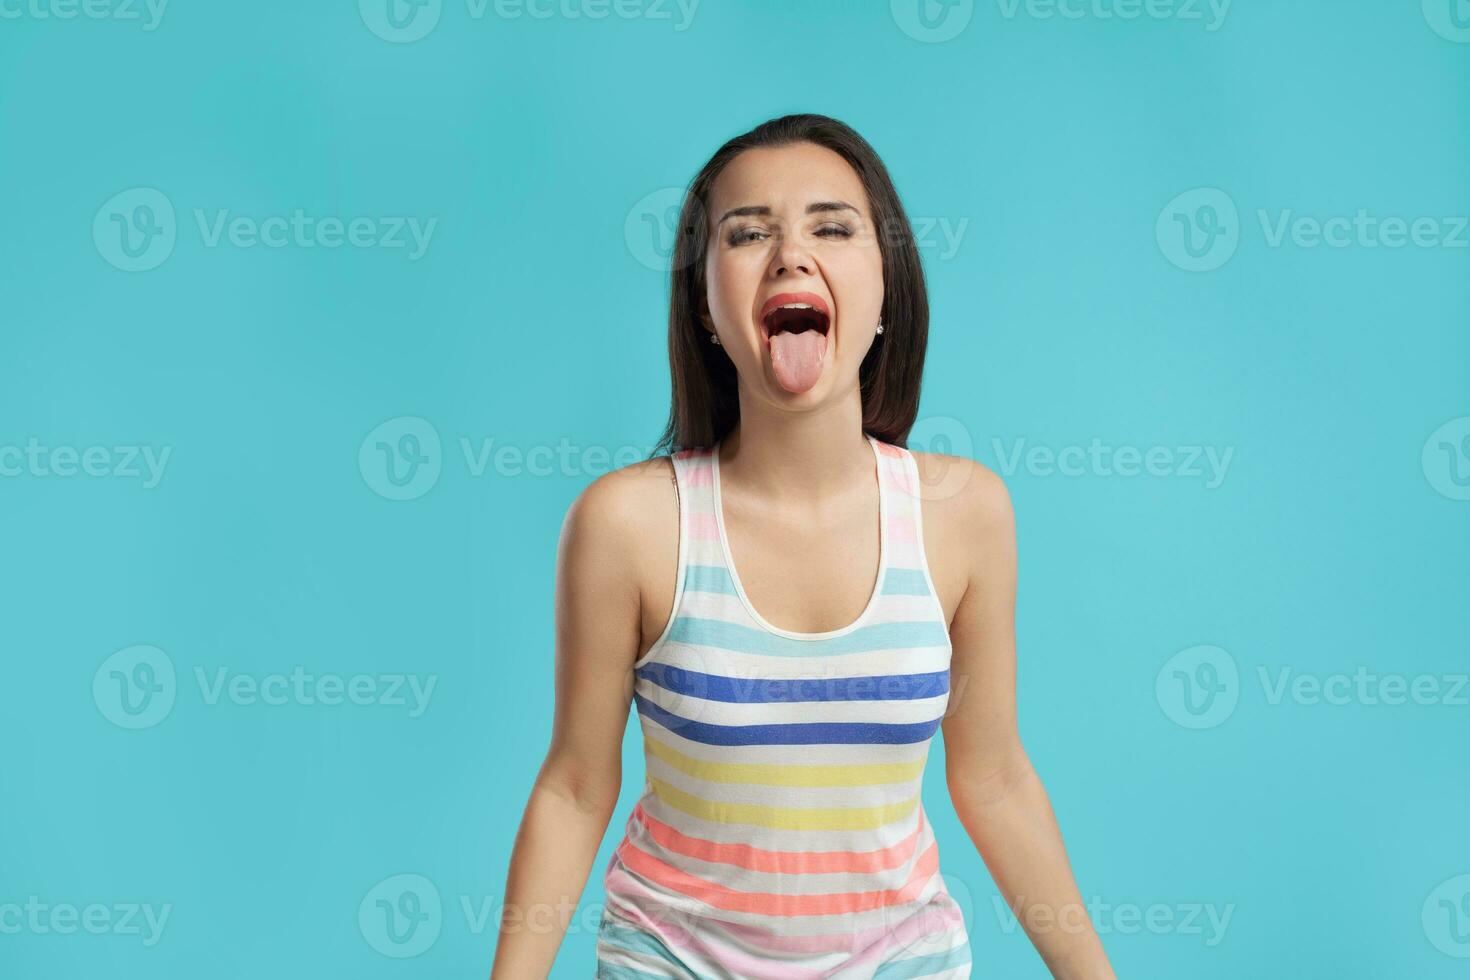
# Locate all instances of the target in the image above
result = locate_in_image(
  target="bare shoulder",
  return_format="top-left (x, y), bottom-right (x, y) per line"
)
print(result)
top-left (906, 449), bottom-right (1015, 622)
top-left (907, 448), bottom-right (1013, 535)
top-left (562, 452), bottom-right (676, 565)
top-left (559, 452), bottom-right (677, 646)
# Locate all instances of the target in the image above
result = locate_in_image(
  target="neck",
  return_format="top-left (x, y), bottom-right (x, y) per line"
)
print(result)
top-left (718, 386), bottom-right (874, 506)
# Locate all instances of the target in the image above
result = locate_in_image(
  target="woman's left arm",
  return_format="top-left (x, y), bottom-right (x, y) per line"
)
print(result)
top-left (935, 458), bottom-right (1116, 980)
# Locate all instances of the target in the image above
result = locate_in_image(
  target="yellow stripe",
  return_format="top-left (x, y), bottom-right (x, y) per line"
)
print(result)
top-left (649, 776), bottom-right (919, 831)
top-left (646, 735), bottom-right (925, 787)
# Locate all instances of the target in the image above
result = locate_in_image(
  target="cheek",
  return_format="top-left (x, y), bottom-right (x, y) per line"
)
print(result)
top-left (705, 250), bottom-right (761, 321)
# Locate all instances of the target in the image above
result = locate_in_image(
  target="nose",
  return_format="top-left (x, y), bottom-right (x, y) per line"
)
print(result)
top-left (770, 233), bottom-right (814, 278)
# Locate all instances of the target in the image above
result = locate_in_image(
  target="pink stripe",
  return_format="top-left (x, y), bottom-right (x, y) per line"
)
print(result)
top-left (683, 459), bottom-right (713, 488)
top-left (687, 512), bottom-right (720, 540)
top-left (616, 831), bottom-right (943, 918)
top-left (604, 867), bottom-right (963, 973)
top-left (887, 513), bottom-right (918, 545)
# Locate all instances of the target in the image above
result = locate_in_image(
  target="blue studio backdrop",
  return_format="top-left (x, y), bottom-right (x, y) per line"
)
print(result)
top-left (2, 1), bottom-right (1468, 977)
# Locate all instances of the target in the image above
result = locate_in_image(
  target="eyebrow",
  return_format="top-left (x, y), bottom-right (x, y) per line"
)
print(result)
top-left (716, 201), bottom-right (860, 225)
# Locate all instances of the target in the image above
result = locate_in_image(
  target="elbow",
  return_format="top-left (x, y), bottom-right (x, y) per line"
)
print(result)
top-left (946, 748), bottom-right (1036, 815)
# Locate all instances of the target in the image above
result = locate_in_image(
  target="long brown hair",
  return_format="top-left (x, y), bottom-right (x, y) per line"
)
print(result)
top-left (648, 113), bottom-right (930, 457)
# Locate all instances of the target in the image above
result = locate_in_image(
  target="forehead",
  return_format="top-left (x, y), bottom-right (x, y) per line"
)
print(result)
top-left (707, 142), bottom-right (870, 221)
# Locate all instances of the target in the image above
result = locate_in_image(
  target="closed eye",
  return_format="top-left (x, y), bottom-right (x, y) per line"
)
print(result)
top-left (727, 224), bottom-right (854, 247)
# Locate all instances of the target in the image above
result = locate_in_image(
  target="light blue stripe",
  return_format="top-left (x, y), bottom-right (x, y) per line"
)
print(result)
top-left (683, 563), bottom-right (736, 595)
top-left (667, 616), bottom-right (949, 656)
top-left (595, 960), bottom-right (678, 980)
top-left (874, 940), bottom-right (973, 979)
top-left (881, 567), bottom-right (931, 595)
top-left (597, 922), bottom-right (689, 976)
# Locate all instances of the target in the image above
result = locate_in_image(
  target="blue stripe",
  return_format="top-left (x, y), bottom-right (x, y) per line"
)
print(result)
top-left (634, 692), bottom-right (943, 746)
top-left (683, 563), bottom-right (737, 595)
top-left (596, 922), bottom-right (689, 976)
top-left (881, 567), bottom-right (932, 595)
top-left (636, 663), bottom-right (949, 703)
top-left (874, 940), bottom-right (973, 979)
top-left (667, 616), bottom-right (950, 656)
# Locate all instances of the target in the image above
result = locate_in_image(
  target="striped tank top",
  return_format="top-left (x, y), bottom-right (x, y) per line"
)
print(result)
top-left (595, 433), bottom-right (972, 979)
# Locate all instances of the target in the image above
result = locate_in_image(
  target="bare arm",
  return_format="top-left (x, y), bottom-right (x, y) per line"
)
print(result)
top-left (489, 465), bottom-right (660, 979)
top-left (938, 459), bottom-right (1116, 980)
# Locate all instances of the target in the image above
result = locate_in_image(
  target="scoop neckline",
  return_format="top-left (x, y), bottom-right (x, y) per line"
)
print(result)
top-left (710, 433), bottom-right (887, 641)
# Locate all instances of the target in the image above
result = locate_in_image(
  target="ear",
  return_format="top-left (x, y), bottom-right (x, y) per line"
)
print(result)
top-left (697, 292), bottom-right (713, 332)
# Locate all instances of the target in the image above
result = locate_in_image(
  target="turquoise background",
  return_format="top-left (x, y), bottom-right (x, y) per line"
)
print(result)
top-left (3, 0), bottom-right (1468, 976)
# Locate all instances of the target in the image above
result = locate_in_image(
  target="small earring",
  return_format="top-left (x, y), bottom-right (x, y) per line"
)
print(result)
top-left (709, 332), bottom-right (722, 346)
top-left (875, 317), bottom-right (885, 335)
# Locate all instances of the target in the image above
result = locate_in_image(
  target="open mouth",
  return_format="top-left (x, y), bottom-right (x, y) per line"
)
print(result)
top-left (758, 293), bottom-right (832, 345)
top-left (758, 292), bottom-right (832, 395)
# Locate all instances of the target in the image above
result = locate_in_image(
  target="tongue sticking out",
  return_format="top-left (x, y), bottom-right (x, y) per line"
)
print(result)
top-left (768, 327), bottom-right (827, 394)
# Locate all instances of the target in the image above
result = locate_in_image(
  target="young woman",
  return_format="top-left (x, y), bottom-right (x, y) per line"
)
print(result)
top-left (491, 114), bottom-right (1116, 980)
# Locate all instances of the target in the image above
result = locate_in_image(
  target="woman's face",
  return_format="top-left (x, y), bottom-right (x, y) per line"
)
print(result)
top-left (700, 141), bottom-right (885, 401)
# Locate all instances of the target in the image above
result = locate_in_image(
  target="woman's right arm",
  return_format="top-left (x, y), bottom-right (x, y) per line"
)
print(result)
top-left (489, 464), bottom-right (665, 979)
